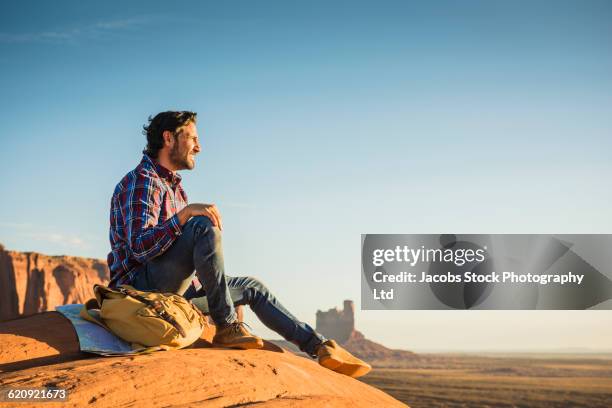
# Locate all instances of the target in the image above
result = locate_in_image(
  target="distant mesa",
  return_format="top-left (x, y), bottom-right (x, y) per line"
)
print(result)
top-left (316, 300), bottom-right (355, 343)
top-left (315, 300), bottom-right (416, 364)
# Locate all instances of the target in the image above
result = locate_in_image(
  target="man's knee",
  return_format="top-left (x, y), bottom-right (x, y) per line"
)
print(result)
top-left (190, 214), bottom-right (214, 229)
top-left (189, 215), bottom-right (222, 240)
top-left (245, 276), bottom-right (269, 295)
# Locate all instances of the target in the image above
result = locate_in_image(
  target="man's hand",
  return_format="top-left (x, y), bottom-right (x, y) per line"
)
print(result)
top-left (177, 203), bottom-right (223, 230)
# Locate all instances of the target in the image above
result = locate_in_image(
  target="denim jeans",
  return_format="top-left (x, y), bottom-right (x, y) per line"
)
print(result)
top-left (132, 215), bottom-right (325, 356)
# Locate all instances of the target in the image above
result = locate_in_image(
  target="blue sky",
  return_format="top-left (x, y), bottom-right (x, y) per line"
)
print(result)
top-left (1, 1), bottom-right (611, 351)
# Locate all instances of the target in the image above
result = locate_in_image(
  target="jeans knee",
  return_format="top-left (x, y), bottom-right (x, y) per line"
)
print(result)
top-left (191, 215), bottom-right (222, 241)
top-left (246, 276), bottom-right (268, 293)
top-left (243, 277), bottom-right (272, 306)
top-left (191, 215), bottom-right (213, 228)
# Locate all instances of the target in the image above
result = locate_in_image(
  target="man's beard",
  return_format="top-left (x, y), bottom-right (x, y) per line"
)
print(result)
top-left (169, 145), bottom-right (195, 170)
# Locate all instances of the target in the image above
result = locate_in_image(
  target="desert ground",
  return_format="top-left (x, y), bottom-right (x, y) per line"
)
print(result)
top-left (360, 353), bottom-right (612, 408)
top-left (0, 312), bottom-right (406, 407)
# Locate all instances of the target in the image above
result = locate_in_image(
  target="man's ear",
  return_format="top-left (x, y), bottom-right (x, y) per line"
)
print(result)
top-left (162, 130), bottom-right (175, 147)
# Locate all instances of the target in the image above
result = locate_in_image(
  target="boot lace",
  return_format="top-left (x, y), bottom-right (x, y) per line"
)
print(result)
top-left (229, 321), bottom-right (254, 335)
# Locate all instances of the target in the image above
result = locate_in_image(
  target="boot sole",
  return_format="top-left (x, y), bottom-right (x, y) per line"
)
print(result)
top-left (213, 338), bottom-right (264, 350)
top-left (319, 355), bottom-right (372, 378)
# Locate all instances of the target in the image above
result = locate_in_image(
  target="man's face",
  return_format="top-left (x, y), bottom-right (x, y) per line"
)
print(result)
top-left (169, 122), bottom-right (201, 170)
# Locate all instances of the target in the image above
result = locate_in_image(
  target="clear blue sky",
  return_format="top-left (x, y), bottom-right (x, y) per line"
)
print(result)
top-left (1, 1), bottom-right (611, 351)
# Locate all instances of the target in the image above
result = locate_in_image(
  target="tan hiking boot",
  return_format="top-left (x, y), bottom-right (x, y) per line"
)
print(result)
top-left (213, 321), bottom-right (264, 350)
top-left (317, 339), bottom-right (372, 378)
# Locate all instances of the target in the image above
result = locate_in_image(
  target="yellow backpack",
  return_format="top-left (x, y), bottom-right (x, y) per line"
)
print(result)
top-left (80, 284), bottom-right (208, 352)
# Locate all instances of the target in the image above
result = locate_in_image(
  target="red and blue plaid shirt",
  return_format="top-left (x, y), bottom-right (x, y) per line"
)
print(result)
top-left (107, 154), bottom-right (188, 287)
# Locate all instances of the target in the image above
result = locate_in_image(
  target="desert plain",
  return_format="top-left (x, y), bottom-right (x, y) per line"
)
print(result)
top-left (361, 352), bottom-right (612, 408)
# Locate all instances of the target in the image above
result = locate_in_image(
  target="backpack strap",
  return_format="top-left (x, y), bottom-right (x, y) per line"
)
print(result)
top-left (116, 287), bottom-right (187, 338)
top-left (79, 298), bottom-right (112, 331)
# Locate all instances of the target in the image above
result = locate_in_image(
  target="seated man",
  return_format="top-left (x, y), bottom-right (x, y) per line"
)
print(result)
top-left (107, 111), bottom-right (370, 378)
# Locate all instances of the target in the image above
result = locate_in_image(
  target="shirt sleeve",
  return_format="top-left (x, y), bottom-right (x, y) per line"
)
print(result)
top-left (121, 170), bottom-right (183, 263)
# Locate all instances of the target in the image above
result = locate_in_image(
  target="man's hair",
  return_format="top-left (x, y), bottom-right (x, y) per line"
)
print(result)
top-left (142, 111), bottom-right (197, 158)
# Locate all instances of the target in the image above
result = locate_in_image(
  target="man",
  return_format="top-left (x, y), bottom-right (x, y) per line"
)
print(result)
top-left (107, 111), bottom-right (370, 378)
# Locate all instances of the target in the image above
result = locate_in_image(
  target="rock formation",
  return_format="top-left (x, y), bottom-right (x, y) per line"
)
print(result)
top-left (0, 313), bottom-right (407, 407)
top-left (316, 300), bottom-right (355, 343)
top-left (316, 301), bottom-right (416, 364)
top-left (0, 244), bottom-right (109, 321)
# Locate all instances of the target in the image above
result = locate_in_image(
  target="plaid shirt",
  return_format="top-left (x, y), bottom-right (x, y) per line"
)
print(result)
top-left (107, 154), bottom-right (188, 287)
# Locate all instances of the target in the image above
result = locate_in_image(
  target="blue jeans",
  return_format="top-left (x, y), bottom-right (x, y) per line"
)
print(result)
top-left (132, 215), bottom-right (325, 356)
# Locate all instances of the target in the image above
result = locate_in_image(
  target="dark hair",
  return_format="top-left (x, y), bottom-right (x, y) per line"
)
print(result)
top-left (142, 111), bottom-right (197, 158)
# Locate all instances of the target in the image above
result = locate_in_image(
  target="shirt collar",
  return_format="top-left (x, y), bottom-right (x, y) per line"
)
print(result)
top-left (142, 154), bottom-right (182, 186)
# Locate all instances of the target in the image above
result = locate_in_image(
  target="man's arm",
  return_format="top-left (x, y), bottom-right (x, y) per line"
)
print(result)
top-left (121, 174), bottom-right (183, 263)
top-left (121, 173), bottom-right (224, 264)
top-left (177, 203), bottom-right (223, 230)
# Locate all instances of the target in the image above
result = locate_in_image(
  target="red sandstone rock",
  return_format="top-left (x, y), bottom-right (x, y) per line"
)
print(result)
top-left (0, 313), bottom-right (407, 407)
top-left (0, 244), bottom-right (109, 321)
